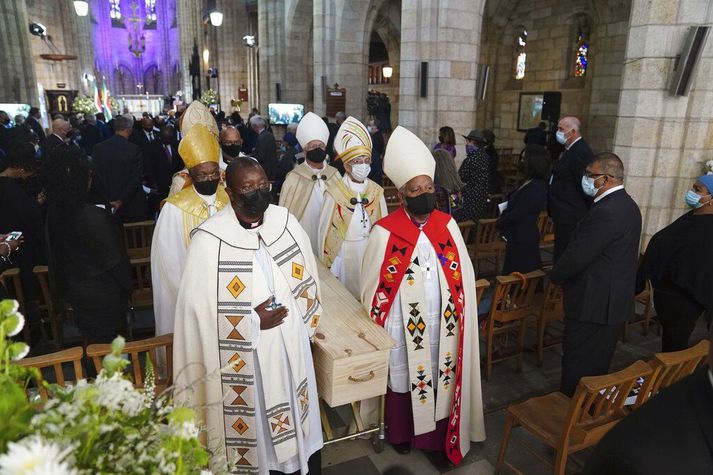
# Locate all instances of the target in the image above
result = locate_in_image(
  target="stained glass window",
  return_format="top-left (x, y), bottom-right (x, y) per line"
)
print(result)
top-left (145, 0), bottom-right (157, 22)
top-left (574, 31), bottom-right (588, 77)
top-left (109, 0), bottom-right (121, 20)
top-left (515, 29), bottom-right (527, 80)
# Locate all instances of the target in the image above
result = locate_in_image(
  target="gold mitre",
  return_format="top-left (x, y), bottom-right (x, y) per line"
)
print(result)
top-left (334, 116), bottom-right (372, 163)
top-left (178, 124), bottom-right (220, 170)
top-left (180, 101), bottom-right (219, 138)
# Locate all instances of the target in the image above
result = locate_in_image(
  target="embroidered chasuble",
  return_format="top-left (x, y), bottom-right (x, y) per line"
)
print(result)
top-left (151, 184), bottom-right (229, 337)
top-left (317, 175), bottom-right (387, 296)
top-left (173, 204), bottom-right (323, 474)
top-left (278, 162), bottom-right (340, 254)
top-left (360, 207), bottom-right (486, 464)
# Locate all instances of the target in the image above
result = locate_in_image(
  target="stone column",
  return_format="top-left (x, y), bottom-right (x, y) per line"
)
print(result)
top-left (0, 0), bottom-right (39, 104)
top-left (398, 0), bottom-right (484, 147)
top-left (613, 0), bottom-right (713, 244)
top-left (177, 0), bottom-right (204, 99)
top-left (214, 0), bottom-right (250, 114)
top-left (61, 0), bottom-right (95, 96)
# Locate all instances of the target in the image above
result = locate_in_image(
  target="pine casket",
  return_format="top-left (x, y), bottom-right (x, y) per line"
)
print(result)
top-left (312, 263), bottom-right (395, 407)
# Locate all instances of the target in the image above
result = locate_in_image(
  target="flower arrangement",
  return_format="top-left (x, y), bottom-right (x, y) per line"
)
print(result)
top-left (71, 95), bottom-right (98, 115)
top-left (0, 300), bottom-right (212, 475)
top-left (200, 89), bottom-right (219, 106)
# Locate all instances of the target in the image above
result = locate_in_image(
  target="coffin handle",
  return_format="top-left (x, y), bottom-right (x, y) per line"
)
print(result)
top-left (348, 371), bottom-right (375, 383)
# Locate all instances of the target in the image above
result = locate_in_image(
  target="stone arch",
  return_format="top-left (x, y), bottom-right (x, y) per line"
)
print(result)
top-left (143, 64), bottom-right (161, 94)
top-left (115, 64), bottom-right (135, 95)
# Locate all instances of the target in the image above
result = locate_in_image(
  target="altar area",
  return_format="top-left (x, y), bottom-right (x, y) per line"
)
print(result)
top-left (116, 94), bottom-right (164, 117)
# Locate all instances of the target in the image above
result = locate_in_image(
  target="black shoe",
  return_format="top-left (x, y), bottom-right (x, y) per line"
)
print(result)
top-left (424, 451), bottom-right (455, 471)
top-left (392, 443), bottom-right (411, 454)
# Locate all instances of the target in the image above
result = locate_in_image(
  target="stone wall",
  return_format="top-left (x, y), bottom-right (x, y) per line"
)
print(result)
top-left (477, 0), bottom-right (631, 154)
top-left (398, 0), bottom-right (484, 149)
top-left (212, 0), bottom-right (251, 116)
top-left (614, 0), bottom-right (713, 244)
top-left (0, 0), bottom-right (39, 105)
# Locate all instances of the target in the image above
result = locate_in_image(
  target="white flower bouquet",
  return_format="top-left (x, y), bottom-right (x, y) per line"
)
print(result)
top-left (199, 89), bottom-right (219, 106)
top-left (0, 300), bottom-right (212, 475)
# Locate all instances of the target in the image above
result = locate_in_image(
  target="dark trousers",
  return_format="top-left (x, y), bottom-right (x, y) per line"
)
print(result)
top-left (269, 450), bottom-right (321, 475)
top-left (653, 287), bottom-right (705, 352)
top-left (561, 319), bottom-right (621, 397)
top-left (553, 221), bottom-right (576, 262)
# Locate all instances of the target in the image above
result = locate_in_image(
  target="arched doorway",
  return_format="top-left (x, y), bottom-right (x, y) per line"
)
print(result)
top-left (365, 0), bottom-right (400, 130)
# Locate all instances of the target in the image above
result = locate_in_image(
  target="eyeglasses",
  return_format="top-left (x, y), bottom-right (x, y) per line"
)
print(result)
top-left (584, 170), bottom-right (608, 179)
top-left (238, 183), bottom-right (272, 195)
top-left (194, 171), bottom-right (221, 182)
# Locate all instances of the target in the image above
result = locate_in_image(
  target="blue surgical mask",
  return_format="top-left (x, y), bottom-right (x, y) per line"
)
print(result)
top-left (555, 130), bottom-right (567, 144)
top-left (685, 190), bottom-right (709, 208)
top-left (581, 175), bottom-right (601, 197)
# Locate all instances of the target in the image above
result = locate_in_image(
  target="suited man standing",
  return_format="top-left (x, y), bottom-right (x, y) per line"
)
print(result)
top-left (42, 119), bottom-right (72, 158)
top-left (583, 327), bottom-right (713, 474)
top-left (548, 116), bottom-right (595, 260)
top-left (144, 125), bottom-right (184, 216)
top-left (249, 115), bottom-right (277, 181)
top-left (92, 115), bottom-right (146, 222)
top-left (131, 116), bottom-right (157, 150)
top-left (550, 152), bottom-right (641, 397)
top-left (26, 107), bottom-right (46, 143)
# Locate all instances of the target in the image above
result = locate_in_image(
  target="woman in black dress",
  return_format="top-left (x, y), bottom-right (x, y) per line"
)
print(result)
top-left (42, 146), bottom-right (131, 344)
top-left (638, 175), bottom-right (713, 352)
top-left (454, 130), bottom-right (490, 222)
top-left (496, 145), bottom-right (549, 274)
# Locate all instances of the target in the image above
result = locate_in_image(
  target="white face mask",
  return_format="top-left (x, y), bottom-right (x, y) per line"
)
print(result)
top-left (350, 163), bottom-right (371, 182)
top-left (555, 130), bottom-right (567, 144)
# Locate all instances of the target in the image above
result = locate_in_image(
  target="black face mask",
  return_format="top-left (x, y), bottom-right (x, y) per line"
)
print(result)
top-left (306, 148), bottom-right (327, 163)
top-left (405, 192), bottom-right (437, 216)
top-left (194, 179), bottom-right (220, 196)
top-left (221, 144), bottom-right (241, 158)
top-left (238, 188), bottom-right (272, 217)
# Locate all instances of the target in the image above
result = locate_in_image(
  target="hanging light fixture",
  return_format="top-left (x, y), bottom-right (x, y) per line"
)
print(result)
top-left (382, 66), bottom-right (393, 79)
top-left (73, 0), bottom-right (89, 16)
top-left (209, 11), bottom-right (223, 26)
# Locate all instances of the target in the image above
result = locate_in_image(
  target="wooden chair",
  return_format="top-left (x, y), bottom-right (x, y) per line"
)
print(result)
top-left (622, 280), bottom-right (654, 342)
top-left (86, 333), bottom-right (173, 395)
top-left (1, 267), bottom-right (29, 342)
top-left (481, 270), bottom-right (545, 380)
top-left (19, 346), bottom-right (84, 401)
top-left (123, 220), bottom-right (155, 259)
top-left (475, 279), bottom-right (490, 307)
top-left (473, 218), bottom-right (506, 277)
top-left (496, 360), bottom-right (653, 475)
top-left (457, 220), bottom-right (477, 262)
top-left (534, 282), bottom-right (564, 366)
top-left (633, 339), bottom-right (710, 409)
top-left (33, 266), bottom-right (64, 348)
top-left (383, 186), bottom-right (400, 214)
top-left (538, 212), bottom-right (555, 267)
top-left (128, 257), bottom-right (154, 338)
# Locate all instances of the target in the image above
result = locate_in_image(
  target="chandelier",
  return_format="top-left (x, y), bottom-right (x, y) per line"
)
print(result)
top-left (127, 1), bottom-right (146, 58)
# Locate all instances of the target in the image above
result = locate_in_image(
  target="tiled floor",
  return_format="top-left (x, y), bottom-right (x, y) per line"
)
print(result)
top-left (320, 318), bottom-right (710, 475)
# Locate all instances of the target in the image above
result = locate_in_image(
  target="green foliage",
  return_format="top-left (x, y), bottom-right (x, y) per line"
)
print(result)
top-left (72, 95), bottom-right (99, 115)
top-left (0, 299), bottom-right (213, 474)
top-left (199, 89), bottom-right (219, 106)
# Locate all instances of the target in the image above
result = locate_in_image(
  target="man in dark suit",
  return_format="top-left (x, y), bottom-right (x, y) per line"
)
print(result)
top-left (523, 121), bottom-right (548, 146)
top-left (79, 115), bottom-right (102, 157)
top-left (548, 116), bottom-right (595, 260)
top-left (26, 107), bottom-right (46, 143)
top-left (584, 329), bottom-right (713, 474)
top-left (95, 113), bottom-right (111, 140)
top-left (144, 125), bottom-right (183, 216)
top-left (130, 116), bottom-right (157, 150)
top-left (42, 119), bottom-right (72, 158)
top-left (249, 115), bottom-right (277, 181)
top-left (550, 152), bottom-right (642, 397)
top-left (91, 115), bottom-right (146, 222)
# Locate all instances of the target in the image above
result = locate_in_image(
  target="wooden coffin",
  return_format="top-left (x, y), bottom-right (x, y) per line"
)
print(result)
top-left (312, 263), bottom-right (395, 407)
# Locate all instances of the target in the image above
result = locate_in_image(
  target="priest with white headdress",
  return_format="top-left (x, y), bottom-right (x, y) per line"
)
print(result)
top-left (278, 112), bottom-right (341, 254)
top-left (317, 116), bottom-right (387, 297)
top-left (360, 126), bottom-right (485, 467)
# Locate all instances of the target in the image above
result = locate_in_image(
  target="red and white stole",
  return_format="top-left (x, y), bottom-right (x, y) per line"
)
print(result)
top-left (370, 207), bottom-right (467, 465)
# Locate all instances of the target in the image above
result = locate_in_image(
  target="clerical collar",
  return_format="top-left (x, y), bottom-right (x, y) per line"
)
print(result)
top-left (404, 209), bottom-right (430, 229)
top-left (237, 216), bottom-right (263, 229)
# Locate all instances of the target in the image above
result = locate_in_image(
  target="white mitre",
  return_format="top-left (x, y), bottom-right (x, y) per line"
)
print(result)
top-left (334, 116), bottom-right (372, 163)
top-left (296, 111), bottom-right (330, 148)
top-left (180, 100), bottom-right (219, 138)
top-left (383, 126), bottom-right (436, 189)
